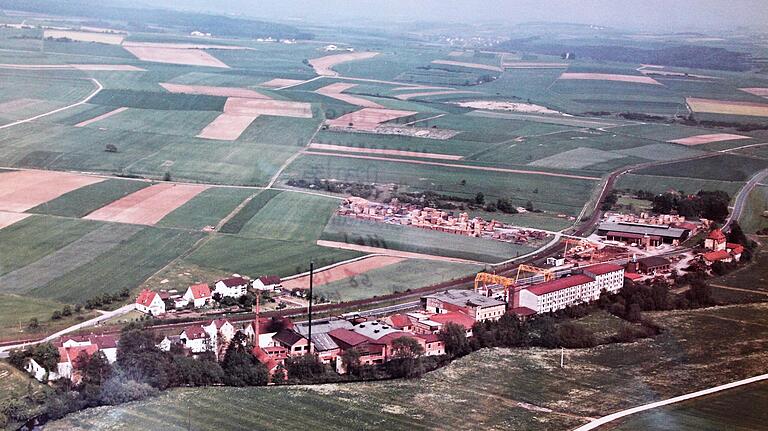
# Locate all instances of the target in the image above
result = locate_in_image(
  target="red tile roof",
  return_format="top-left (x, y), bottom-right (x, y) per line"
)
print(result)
top-left (727, 243), bottom-right (744, 254)
top-left (188, 283), bottom-right (211, 299)
top-left (252, 347), bottom-right (279, 371)
top-left (328, 328), bottom-right (370, 347)
top-left (376, 332), bottom-right (412, 345)
top-left (208, 318), bottom-right (231, 329)
top-left (708, 228), bottom-right (726, 241)
top-left (59, 344), bottom-right (99, 364)
top-left (703, 250), bottom-right (731, 262)
top-left (415, 333), bottom-right (441, 343)
top-left (386, 314), bottom-right (412, 329)
top-left (583, 263), bottom-right (624, 276)
top-left (259, 275), bottom-right (281, 285)
top-left (182, 325), bottom-right (208, 340)
top-left (135, 289), bottom-right (159, 306)
top-left (624, 272), bottom-right (644, 281)
top-left (527, 274), bottom-right (595, 296)
top-left (218, 277), bottom-right (249, 287)
top-left (429, 312), bottom-right (475, 330)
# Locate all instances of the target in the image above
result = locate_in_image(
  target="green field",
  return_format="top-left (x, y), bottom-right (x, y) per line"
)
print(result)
top-left (27, 179), bottom-right (151, 218)
top-left (80, 108), bottom-right (220, 138)
top-left (185, 235), bottom-right (363, 278)
top-left (614, 381), bottom-right (768, 430)
top-left (738, 185), bottom-right (768, 233)
top-left (238, 192), bottom-right (341, 242)
top-left (322, 215), bottom-right (536, 263)
top-left (634, 154), bottom-right (768, 182)
top-left (219, 189), bottom-right (282, 234)
top-left (616, 174), bottom-right (744, 196)
top-left (47, 303), bottom-right (768, 431)
top-left (157, 187), bottom-right (254, 230)
top-left (315, 259), bottom-right (481, 301)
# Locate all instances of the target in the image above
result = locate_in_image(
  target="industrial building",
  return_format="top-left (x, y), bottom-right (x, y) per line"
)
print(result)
top-left (597, 221), bottom-right (689, 245)
top-left (422, 289), bottom-right (507, 322)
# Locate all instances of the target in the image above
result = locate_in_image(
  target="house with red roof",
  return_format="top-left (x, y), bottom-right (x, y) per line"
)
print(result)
top-left (183, 283), bottom-right (212, 308)
top-left (213, 276), bottom-right (249, 299)
top-left (415, 333), bottom-right (445, 356)
top-left (383, 314), bottom-right (414, 332)
top-left (582, 263), bottom-right (625, 294)
top-left (252, 346), bottom-right (286, 381)
top-left (56, 344), bottom-right (99, 382)
top-left (726, 243), bottom-right (744, 261)
top-left (327, 328), bottom-right (387, 369)
top-left (273, 328), bottom-right (311, 356)
top-left (702, 250), bottom-right (733, 264)
top-left (705, 228), bottom-right (727, 251)
top-left (252, 275), bottom-right (282, 291)
top-left (180, 325), bottom-right (213, 353)
top-left (135, 289), bottom-right (165, 315)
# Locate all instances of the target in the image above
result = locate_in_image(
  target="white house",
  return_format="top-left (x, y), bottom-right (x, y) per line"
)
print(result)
top-left (518, 264), bottom-right (625, 314)
top-left (252, 275), bottom-right (281, 291)
top-left (60, 335), bottom-right (118, 364)
top-left (214, 277), bottom-right (249, 299)
top-left (135, 289), bottom-right (166, 315)
top-left (183, 283), bottom-right (212, 308)
top-left (24, 358), bottom-right (48, 382)
top-left (179, 325), bottom-right (213, 353)
top-left (203, 319), bottom-right (236, 345)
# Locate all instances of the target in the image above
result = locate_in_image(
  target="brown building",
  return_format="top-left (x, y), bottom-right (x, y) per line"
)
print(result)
top-left (637, 256), bottom-right (671, 274)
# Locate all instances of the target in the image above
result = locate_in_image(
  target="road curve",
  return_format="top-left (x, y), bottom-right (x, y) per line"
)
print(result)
top-left (723, 168), bottom-right (768, 231)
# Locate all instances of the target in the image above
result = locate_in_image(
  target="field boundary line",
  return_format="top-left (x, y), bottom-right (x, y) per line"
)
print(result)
top-left (316, 240), bottom-right (485, 265)
top-left (572, 373), bottom-right (768, 431)
top-left (281, 253), bottom-right (393, 282)
top-left (0, 78), bottom-right (102, 131)
top-left (266, 122), bottom-right (325, 188)
top-left (302, 151), bottom-right (602, 181)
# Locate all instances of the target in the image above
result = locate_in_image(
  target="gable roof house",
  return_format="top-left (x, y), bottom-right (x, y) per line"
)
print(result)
top-left (214, 277), bottom-right (249, 298)
top-left (184, 283), bottom-right (212, 308)
top-left (253, 275), bottom-right (282, 291)
top-left (273, 328), bottom-right (311, 356)
top-left (135, 289), bottom-right (166, 315)
top-left (180, 325), bottom-right (213, 353)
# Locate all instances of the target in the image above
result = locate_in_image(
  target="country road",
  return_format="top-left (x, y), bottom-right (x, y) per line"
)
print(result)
top-left (0, 78), bottom-right (102, 131)
top-left (723, 168), bottom-right (768, 230)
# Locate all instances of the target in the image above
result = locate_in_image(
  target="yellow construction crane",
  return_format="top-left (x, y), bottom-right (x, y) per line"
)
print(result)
top-left (514, 264), bottom-right (555, 284)
top-left (474, 272), bottom-right (515, 293)
top-left (563, 238), bottom-right (598, 262)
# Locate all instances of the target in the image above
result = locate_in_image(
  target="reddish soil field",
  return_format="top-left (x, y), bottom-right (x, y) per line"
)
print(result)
top-left (74, 107), bottom-right (128, 128)
top-left (124, 46), bottom-right (229, 68)
top-left (70, 64), bottom-right (145, 71)
top-left (315, 83), bottom-right (383, 108)
top-left (122, 42), bottom-right (249, 50)
top-left (559, 73), bottom-right (661, 85)
top-left (197, 114), bottom-right (258, 141)
top-left (395, 90), bottom-right (480, 100)
top-left (670, 133), bottom-right (750, 146)
top-left (223, 97), bottom-right (312, 118)
top-left (43, 29), bottom-right (124, 44)
top-left (740, 88), bottom-right (768, 98)
top-left (326, 108), bottom-right (416, 131)
top-left (308, 52), bottom-right (379, 76)
top-left (0, 170), bottom-right (104, 212)
top-left (160, 83), bottom-right (270, 99)
top-left (316, 240), bottom-right (482, 264)
top-left (259, 78), bottom-right (305, 88)
top-left (0, 211), bottom-right (31, 230)
top-left (431, 60), bottom-right (502, 72)
top-left (84, 183), bottom-right (209, 225)
top-left (686, 97), bottom-right (768, 117)
top-left (281, 256), bottom-right (406, 290)
top-left (308, 143), bottom-right (463, 160)
top-left (502, 62), bottom-right (568, 69)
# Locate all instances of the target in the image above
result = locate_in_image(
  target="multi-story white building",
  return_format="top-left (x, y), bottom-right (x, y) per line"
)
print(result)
top-left (518, 264), bottom-right (624, 314)
top-left (213, 277), bottom-right (249, 299)
top-left (422, 289), bottom-right (507, 322)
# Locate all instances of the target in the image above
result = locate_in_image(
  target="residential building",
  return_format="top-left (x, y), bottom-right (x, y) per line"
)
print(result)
top-left (253, 275), bottom-right (282, 291)
top-left (422, 289), bottom-right (506, 322)
top-left (273, 328), bottom-right (311, 356)
top-left (183, 283), bottom-right (212, 308)
top-left (213, 277), bottom-right (249, 298)
top-left (57, 344), bottom-right (99, 382)
top-left (135, 289), bottom-right (166, 315)
top-left (704, 229), bottom-right (727, 251)
top-left (415, 333), bottom-right (445, 356)
top-left (180, 325), bottom-right (213, 353)
top-left (518, 264), bottom-right (624, 314)
top-left (383, 314), bottom-right (414, 332)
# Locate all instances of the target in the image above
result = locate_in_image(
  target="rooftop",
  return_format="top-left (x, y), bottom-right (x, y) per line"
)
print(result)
top-left (328, 328), bottom-right (371, 347)
top-left (598, 222), bottom-right (688, 239)
top-left (527, 274), bottom-right (595, 296)
top-left (188, 283), bottom-right (211, 299)
top-left (703, 250), bottom-right (731, 262)
top-left (351, 320), bottom-right (401, 340)
top-left (429, 312), bottom-right (476, 329)
top-left (218, 277), bottom-right (249, 287)
top-left (423, 289), bottom-right (506, 309)
top-left (583, 263), bottom-right (624, 276)
top-left (638, 256), bottom-right (671, 267)
top-left (294, 319), bottom-right (353, 336)
top-left (708, 229), bottom-right (726, 241)
top-left (273, 328), bottom-right (305, 346)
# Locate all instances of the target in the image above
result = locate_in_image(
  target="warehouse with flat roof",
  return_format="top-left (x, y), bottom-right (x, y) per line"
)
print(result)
top-left (597, 222), bottom-right (689, 245)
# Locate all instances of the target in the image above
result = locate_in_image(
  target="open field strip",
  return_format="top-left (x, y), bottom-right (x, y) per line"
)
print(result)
top-left (281, 255), bottom-right (405, 290)
top-left (739, 87), bottom-right (768, 98)
top-left (196, 113), bottom-right (258, 140)
top-left (720, 142), bottom-right (768, 154)
top-left (159, 82), bottom-right (270, 99)
top-left (577, 374), bottom-right (768, 431)
top-left (84, 183), bottom-right (209, 225)
top-left (73, 106), bottom-right (127, 127)
top-left (431, 59), bottom-right (502, 72)
top-left (326, 107), bottom-right (416, 131)
top-left (316, 240), bottom-right (485, 264)
top-left (559, 72), bottom-right (662, 85)
top-left (123, 45), bottom-right (229, 68)
top-left (43, 29), bottom-right (124, 44)
top-left (260, 78), bottom-right (306, 88)
top-left (223, 97), bottom-right (313, 117)
top-left (0, 64), bottom-right (144, 71)
top-left (0, 77), bottom-right (102, 131)
top-left (687, 97), bottom-right (768, 117)
top-left (467, 110), bottom-right (621, 128)
top-left (528, 147), bottom-right (627, 170)
top-left (307, 143), bottom-right (464, 160)
top-left (395, 90), bottom-right (481, 100)
top-left (0, 170), bottom-right (103, 212)
top-left (0, 211), bottom-right (30, 230)
top-left (503, 62), bottom-right (569, 69)
top-left (308, 51), bottom-right (379, 76)
top-left (314, 82), bottom-right (383, 108)
top-left (303, 151), bottom-right (602, 180)
top-left (0, 223), bottom-right (142, 294)
top-left (670, 133), bottom-right (751, 146)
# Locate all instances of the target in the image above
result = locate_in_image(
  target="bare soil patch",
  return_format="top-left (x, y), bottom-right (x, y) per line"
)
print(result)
top-left (282, 256), bottom-right (405, 290)
top-left (196, 114), bottom-right (258, 141)
top-left (260, 78), bottom-right (305, 88)
top-left (70, 64), bottom-right (145, 71)
top-left (453, 100), bottom-right (563, 114)
top-left (740, 88), bottom-right (768, 98)
top-left (687, 97), bottom-right (768, 117)
top-left (315, 83), bottom-right (383, 108)
top-left (559, 73), bottom-right (661, 85)
top-left (74, 107), bottom-right (127, 128)
top-left (431, 60), bottom-right (502, 72)
top-left (160, 83), bottom-right (270, 99)
top-left (0, 170), bottom-right (103, 212)
top-left (326, 108), bottom-right (416, 131)
top-left (43, 29), bottom-right (124, 44)
top-left (395, 90), bottom-right (480, 100)
top-left (124, 46), bottom-right (229, 68)
top-left (316, 240), bottom-right (482, 264)
top-left (308, 143), bottom-right (463, 160)
top-left (122, 42), bottom-right (249, 50)
top-left (308, 52), bottom-right (379, 76)
top-left (223, 97), bottom-right (312, 118)
top-left (84, 183), bottom-right (209, 225)
top-left (0, 211), bottom-right (31, 230)
top-left (503, 62), bottom-right (569, 69)
top-left (670, 133), bottom-right (751, 146)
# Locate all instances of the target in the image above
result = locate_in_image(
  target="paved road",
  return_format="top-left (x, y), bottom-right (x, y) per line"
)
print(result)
top-left (0, 304), bottom-right (135, 357)
top-left (572, 373), bottom-right (768, 431)
top-left (0, 78), bottom-right (102, 131)
top-left (723, 168), bottom-right (768, 231)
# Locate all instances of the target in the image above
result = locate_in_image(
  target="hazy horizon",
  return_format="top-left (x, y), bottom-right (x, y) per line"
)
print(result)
top-left (140, 0), bottom-right (768, 32)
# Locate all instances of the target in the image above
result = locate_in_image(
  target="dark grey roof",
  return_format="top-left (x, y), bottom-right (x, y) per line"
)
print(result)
top-left (598, 222), bottom-right (687, 239)
top-left (638, 256), bottom-right (671, 267)
top-left (310, 333), bottom-right (339, 352)
top-left (295, 319), bottom-right (353, 336)
top-left (423, 289), bottom-right (505, 308)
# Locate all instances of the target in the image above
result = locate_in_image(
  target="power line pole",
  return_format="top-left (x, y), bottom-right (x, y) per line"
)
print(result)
top-left (308, 260), bottom-right (314, 354)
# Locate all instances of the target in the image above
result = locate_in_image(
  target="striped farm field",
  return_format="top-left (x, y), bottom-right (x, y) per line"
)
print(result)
top-left (84, 183), bottom-right (210, 225)
top-left (0, 170), bottom-right (103, 212)
top-left (687, 97), bottom-right (768, 117)
top-left (559, 72), bottom-right (661, 85)
top-left (27, 179), bottom-right (151, 218)
top-left (156, 187), bottom-right (254, 230)
top-left (238, 192), bottom-right (341, 242)
top-left (282, 255), bottom-right (406, 290)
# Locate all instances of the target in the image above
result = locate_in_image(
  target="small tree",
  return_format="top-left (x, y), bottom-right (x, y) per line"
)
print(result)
top-left (389, 336), bottom-right (425, 378)
top-left (27, 318), bottom-right (39, 330)
top-left (62, 305), bottom-right (72, 317)
top-left (105, 144), bottom-right (118, 153)
top-left (438, 323), bottom-right (471, 358)
top-left (51, 310), bottom-right (62, 320)
top-left (474, 192), bottom-right (485, 205)
top-left (340, 348), bottom-right (361, 376)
